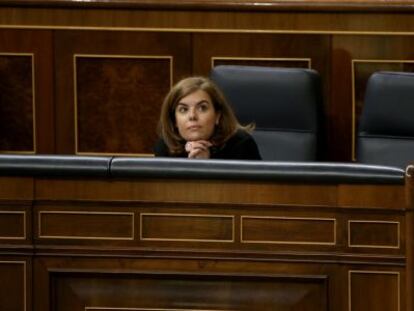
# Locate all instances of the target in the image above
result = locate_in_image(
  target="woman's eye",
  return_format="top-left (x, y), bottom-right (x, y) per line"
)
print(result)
top-left (198, 104), bottom-right (209, 112)
top-left (177, 106), bottom-right (187, 113)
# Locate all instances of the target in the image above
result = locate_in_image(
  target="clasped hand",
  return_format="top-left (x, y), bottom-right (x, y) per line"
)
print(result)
top-left (185, 140), bottom-right (213, 159)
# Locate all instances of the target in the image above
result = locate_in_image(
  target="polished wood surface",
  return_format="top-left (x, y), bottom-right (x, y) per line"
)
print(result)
top-left (0, 173), bottom-right (413, 310)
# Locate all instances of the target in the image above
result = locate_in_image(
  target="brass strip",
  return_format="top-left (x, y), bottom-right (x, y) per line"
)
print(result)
top-left (348, 220), bottom-right (400, 249)
top-left (0, 260), bottom-right (27, 311)
top-left (76, 151), bottom-right (154, 157)
top-left (211, 56), bottom-right (312, 69)
top-left (38, 211), bottom-right (135, 240)
top-left (140, 212), bottom-right (235, 243)
top-left (0, 53), bottom-right (36, 154)
top-left (1, 24), bottom-right (414, 36)
top-left (351, 59), bottom-right (414, 161)
top-left (240, 215), bottom-right (336, 245)
top-left (406, 164), bottom-right (414, 177)
top-left (73, 54), bottom-right (173, 156)
top-left (0, 211), bottom-right (26, 240)
top-left (348, 270), bottom-right (400, 311)
top-left (86, 307), bottom-right (234, 311)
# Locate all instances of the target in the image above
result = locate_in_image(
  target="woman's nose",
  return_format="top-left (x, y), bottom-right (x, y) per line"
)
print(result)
top-left (188, 108), bottom-right (197, 120)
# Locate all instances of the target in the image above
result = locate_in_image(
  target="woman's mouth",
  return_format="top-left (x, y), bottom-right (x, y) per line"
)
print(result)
top-left (187, 125), bottom-right (201, 131)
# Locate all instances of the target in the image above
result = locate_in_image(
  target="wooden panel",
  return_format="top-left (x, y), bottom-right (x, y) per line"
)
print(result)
top-left (0, 211), bottom-right (25, 239)
top-left (75, 55), bottom-right (171, 155)
top-left (193, 33), bottom-right (329, 83)
top-left (38, 211), bottom-right (134, 240)
top-left (35, 179), bottom-right (337, 206)
top-left (337, 184), bottom-right (405, 209)
top-left (349, 271), bottom-right (400, 311)
top-left (141, 213), bottom-right (234, 242)
top-left (54, 30), bottom-right (192, 154)
top-left (241, 216), bottom-right (336, 245)
top-left (0, 54), bottom-right (34, 152)
top-left (0, 29), bottom-right (54, 154)
top-left (52, 272), bottom-right (327, 311)
top-left (0, 260), bottom-right (26, 311)
top-left (348, 220), bottom-right (399, 249)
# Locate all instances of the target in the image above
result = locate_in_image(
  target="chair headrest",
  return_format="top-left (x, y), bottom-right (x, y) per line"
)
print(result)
top-left (210, 65), bottom-right (321, 132)
top-left (359, 71), bottom-right (414, 137)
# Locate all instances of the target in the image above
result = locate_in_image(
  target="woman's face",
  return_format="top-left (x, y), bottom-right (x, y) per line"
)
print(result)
top-left (174, 89), bottom-right (220, 142)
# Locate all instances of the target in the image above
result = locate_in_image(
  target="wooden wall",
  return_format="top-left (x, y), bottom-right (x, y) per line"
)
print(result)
top-left (1, 1), bottom-right (414, 160)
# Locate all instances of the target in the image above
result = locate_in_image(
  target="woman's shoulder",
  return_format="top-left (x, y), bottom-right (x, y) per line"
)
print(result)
top-left (217, 129), bottom-right (261, 160)
top-left (153, 138), bottom-right (170, 156)
top-left (228, 129), bottom-right (255, 143)
top-left (154, 138), bottom-right (187, 158)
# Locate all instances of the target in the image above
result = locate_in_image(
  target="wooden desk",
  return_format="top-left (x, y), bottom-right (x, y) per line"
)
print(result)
top-left (0, 163), bottom-right (413, 311)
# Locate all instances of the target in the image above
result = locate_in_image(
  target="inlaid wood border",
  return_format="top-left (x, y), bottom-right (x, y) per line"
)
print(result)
top-left (240, 216), bottom-right (337, 245)
top-left (0, 260), bottom-right (27, 311)
top-left (38, 211), bottom-right (135, 240)
top-left (85, 307), bottom-right (233, 311)
top-left (140, 213), bottom-right (235, 243)
top-left (347, 220), bottom-right (400, 249)
top-left (73, 54), bottom-right (173, 157)
top-left (0, 210), bottom-right (26, 240)
top-left (0, 52), bottom-right (36, 154)
top-left (211, 57), bottom-right (312, 69)
top-left (348, 270), bottom-right (400, 311)
top-left (2, 24), bottom-right (414, 36)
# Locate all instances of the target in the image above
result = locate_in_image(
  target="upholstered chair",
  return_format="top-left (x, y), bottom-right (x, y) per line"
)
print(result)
top-left (357, 71), bottom-right (414, 169)
top-left (210, 65), bottom-right (322, 161)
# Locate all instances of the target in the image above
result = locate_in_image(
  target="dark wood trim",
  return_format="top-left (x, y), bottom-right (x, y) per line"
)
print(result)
top-left (1, 0), bottom-right (414, 13)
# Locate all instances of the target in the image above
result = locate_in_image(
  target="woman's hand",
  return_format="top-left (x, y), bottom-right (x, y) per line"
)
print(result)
top-left (185, 140), bottom-right (213, 159)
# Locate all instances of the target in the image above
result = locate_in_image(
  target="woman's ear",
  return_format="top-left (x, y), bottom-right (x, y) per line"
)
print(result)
top-left (215, 112), bottom-right (221, 125)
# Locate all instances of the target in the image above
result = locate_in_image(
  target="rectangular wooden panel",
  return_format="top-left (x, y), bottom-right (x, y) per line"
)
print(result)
top-left (0, 261), bottom-right (26, 311)
top-left (141, 213), bottom-right (234, 242)
top-left (349, 270), bottom-right (400, 311)
top-left (338, 184), bottom-right (405, 209)
top-left (54, 30), bottom-right (192, 154)
top-left (0, 29), bottom-right (55, 154)
top-left (74, 55), bottom-right (172, 155)
top-left (0, 53), bottom-right (34, 152)
top-left (38, 211), bottom-right (134, 240)
top-left (0, 211), bottom-right (25, 239)
top-left (241, 216), bottom-right (336, 245)
top-left (348, 220), bottom-right (400, 249)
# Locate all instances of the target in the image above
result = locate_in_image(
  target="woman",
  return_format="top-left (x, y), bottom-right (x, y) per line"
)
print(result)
top-left (154, 76), bottom-right (261, 160)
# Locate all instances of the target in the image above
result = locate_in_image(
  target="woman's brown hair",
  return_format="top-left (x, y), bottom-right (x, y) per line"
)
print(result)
top-left (158, 76), bottom-right (252, 155)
